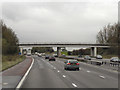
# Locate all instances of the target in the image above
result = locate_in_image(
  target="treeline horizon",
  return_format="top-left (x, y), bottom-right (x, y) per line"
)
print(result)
top-left (1, 20), bottom-right (119, 56)
top-left (96, 23), bottom-right (119, 55)
top-left (1, 20), bottom-right (19, 55)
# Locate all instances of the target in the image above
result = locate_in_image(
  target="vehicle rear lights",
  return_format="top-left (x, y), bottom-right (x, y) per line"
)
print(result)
top-left (76, 63), bottom-right (79, 65)
top-left (67, 63), bottom-right (71, 65)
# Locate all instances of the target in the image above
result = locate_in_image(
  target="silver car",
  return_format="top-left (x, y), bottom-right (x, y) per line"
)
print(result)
top-left (64, 60), bottom-right (79, 70)
top-left (96, 55), bottom-right (102, 59)
top-left (84, 55), bottom-right (91, 60)
top-left (110, 57), bottom-right (120, 62)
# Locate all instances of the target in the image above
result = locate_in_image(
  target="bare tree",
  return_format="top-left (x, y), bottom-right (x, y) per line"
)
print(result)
top-left (96, 23), bottom-right (118, 44)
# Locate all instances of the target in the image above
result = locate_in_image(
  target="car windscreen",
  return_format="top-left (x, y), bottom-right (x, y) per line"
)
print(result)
top-left (50, 56), bottom-right (54, 58)
top-left (69, 61), bottom-right (78, 63)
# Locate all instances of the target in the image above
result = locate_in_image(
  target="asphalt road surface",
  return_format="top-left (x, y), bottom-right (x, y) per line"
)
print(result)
top-left (21, 55), bottom-right (118, 88)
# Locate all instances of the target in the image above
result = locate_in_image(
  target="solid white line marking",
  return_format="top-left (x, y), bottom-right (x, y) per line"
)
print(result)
top-left (63, 75), bottom-right (66, 78)
top-left (54, 67), bottom-right (56, 69)
top-left (16, 58), bottom-right (34, 89)
top-left (72, 83), bottom-right (77, 87)
top-left (57, 70), bottom-right (60, 72)
top-left (87, 70), bottom-right (90, 73)
top-left (3, 83), bottom-right (8, 85)
top-left (99, 75), bottom-right (105, 79)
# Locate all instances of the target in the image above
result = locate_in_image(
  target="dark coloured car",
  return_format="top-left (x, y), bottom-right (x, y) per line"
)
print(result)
top-left (54, 55), bottom-right (58, 57)
top-left (49, 56), bottom-right (56, 61)
top-left (78, 55), bottom-right (82, 58)
top-left (53, 54), bottom-right (58, 57)
top-left (62, 54), bottom-right (66, 57)
top-left (84, 55), bottom-right (91, 60)
top-left (45, 55), bottom-right (49, 59)
top-left (64, 60), bottom-right (79, 70)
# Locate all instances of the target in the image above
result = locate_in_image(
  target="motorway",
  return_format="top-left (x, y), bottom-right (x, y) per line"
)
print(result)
top-left (21, 55), bottom-right (118, 88)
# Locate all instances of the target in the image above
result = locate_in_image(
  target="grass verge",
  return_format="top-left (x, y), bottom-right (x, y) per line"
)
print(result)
top-left (102, 55), bottom-right (118, 59)
top-left (61, 51), bottom-right (68, 55)
top-left (2, 55), bottom-right (26, 71)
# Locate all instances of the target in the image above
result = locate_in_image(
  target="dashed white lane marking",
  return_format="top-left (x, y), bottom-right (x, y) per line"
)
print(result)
top-left (72, 83), bottom-right (77, 88)
top-left (3, 83), bottom-right (8, 85)
top-left (87, 70), bottom-right (90, 73)
top-left (54, 67), bottom-right (56, 69)
top-left (62, 75), bottom-right (66, 78)
top-left (57, 70), bottom-right (60, 72)
top-left (79, 68), bottom-right (81, 70)
top-left (99, 75), bottom-right (105, 79)
top-left (79, 61), bottom-right (118, 73)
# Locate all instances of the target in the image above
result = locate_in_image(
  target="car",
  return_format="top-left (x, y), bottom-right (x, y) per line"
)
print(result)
top-left (27, 53), bottom-right (31, 56)
top-left (23, 51), bottom-right (27, 55)
top-left (54, 55), bottom-right (58, 57)
top-left (78, 54), bottom-right (82, 58)
top-left (49, 56), bottom-right (56, 61)
top-left (84, 55), bottom-right (91, 60)
top-left (45, 55), bottom-right (49, 59)
top-left (38, 53), bottom-right (42, 57)
top-left (61, 54), bottom-right (66, 57)
top-left (110, 57), bottom-right (120, 62)
top-left (35, 52), bottom-right (38, 55)
top-left (53, 54), bottom-right (58, 57)
top-left (64, 60), bottom-right (79, 70)
top-left (96, 55), bottom-right (102, 59)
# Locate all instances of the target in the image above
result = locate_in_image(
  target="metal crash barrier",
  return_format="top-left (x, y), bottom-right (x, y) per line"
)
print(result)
top-left (59, 56), bottom-right (120, 67)
top-left (90, 60), bottom-right (103, 66)
top-left (110, 62), bottom-right (120, 67)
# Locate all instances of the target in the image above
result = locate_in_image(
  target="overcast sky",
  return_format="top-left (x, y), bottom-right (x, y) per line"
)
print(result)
top-left (1, 0), bottom-right (119, 44)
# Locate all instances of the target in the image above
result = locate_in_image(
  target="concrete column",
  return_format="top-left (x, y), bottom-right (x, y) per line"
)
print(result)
top-left (90, 47), bottom-right (94, 56)
top-left (91, 47), bottom-right (97, 57)
top-left (94, 47), bottom-right (97, 57)
top-left (20, 47), bottom-right (23, 55)
top-left (57, 47), bottom-right (61, 57)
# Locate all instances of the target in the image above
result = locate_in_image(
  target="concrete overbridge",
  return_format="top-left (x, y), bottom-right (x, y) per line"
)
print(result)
top-left (18, 43), bottom-right (110, 57)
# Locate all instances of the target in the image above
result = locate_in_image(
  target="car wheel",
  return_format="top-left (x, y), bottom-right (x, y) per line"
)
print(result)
top-left (76, 68), bottom-right (79, 71)
top-left (64, 68), bottom-right (66, 70)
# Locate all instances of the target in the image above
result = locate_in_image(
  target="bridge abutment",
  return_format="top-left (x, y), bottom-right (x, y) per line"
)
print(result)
top-left (91, 47), bottom-right (97, 57)
top-left (20, 47), bottom-right (23, 55)
top-left (57, 47), bottom-right (61, 57)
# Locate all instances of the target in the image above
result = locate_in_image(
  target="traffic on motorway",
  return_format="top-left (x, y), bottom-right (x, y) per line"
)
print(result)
top-left (20, 53), bottom-right (119, 88)
top-left (28, 52), bottom-right (120, 67)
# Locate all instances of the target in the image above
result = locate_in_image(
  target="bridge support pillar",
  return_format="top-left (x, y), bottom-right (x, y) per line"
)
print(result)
top-left (57, 47), bottom-right (61, 57)
top-left (94, 47), bottom-right (97, 57)
top-left (91, 47), bottom-right (97, 57)
top-left (20, 47), bottom-right (23, 55)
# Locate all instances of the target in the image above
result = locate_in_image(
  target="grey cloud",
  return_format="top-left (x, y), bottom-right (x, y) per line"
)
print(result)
top-left (2, 2), bottom-right (118, 43)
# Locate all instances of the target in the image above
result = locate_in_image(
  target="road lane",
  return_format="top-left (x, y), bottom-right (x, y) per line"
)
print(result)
top-left (44, 57), bottom-right (118, 88)
top-left (22, 56), bottom-right (118, 88)
top-left (22, 56), bottom-right (74, 88)
top-left (55, 58), bottom-right (118, 79)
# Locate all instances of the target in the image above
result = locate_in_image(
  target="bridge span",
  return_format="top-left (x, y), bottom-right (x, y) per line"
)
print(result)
top-left (18, 43), bottom-right (110, 57)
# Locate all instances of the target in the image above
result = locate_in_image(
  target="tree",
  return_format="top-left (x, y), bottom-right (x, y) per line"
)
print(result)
top-left (1, 20), bottom-right (19, 55)
top-left (96, 23), bottom-right (118, 44)
top-left (31, 47), bottom-right (54, 53)
top-left (96, 23), bottom-right (119, 55)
